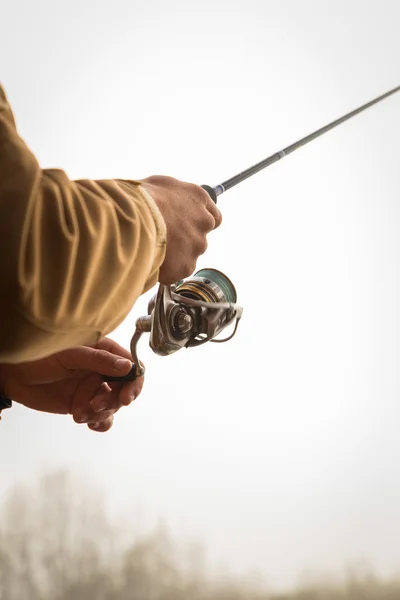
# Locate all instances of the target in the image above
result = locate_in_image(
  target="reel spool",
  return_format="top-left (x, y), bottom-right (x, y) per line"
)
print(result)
top-left (104, 268), bottom-right (243, 381)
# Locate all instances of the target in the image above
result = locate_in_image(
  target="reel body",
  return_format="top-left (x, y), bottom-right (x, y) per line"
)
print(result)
top-left (105, 269), bottom-right (242, 381)
top-left (148, 268), bottom-right (242, 355)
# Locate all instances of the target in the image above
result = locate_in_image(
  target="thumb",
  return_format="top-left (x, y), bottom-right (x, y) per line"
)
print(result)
top-left (59, 347), bottom-right (133, 376)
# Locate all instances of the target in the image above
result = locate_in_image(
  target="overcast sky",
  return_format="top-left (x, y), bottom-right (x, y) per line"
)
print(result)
top-left (1, 0), bottom-right (400, 590)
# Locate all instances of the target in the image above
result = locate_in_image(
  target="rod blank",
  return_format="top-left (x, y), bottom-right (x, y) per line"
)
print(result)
top-left (209, 85), bottom-right (400, 200)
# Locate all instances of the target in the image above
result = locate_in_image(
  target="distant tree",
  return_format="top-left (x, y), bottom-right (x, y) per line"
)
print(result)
top-left (1, 469), bottom-right (400, 600)
top-left (0, 470), bottom-right (116, 600)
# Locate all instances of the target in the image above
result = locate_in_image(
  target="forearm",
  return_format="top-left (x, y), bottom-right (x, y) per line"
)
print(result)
top-left (0, 85), bottom-right (166, 363)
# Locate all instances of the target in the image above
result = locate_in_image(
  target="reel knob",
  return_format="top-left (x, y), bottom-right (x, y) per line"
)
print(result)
top-left (176, 312), bottom-right (193, 334)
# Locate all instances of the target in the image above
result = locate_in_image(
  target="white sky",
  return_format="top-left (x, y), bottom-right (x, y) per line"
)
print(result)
top-left (1, 0), bottom-right (400, 590)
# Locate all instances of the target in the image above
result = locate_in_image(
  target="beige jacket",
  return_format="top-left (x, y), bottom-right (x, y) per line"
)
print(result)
top-left (0, 85), bottom-right (166, 363)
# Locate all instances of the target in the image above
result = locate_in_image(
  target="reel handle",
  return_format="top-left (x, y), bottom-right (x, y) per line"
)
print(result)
top-left (100, 318), bottom-right (148, 382)
top-left (101, 363), bottom-right (141, 383)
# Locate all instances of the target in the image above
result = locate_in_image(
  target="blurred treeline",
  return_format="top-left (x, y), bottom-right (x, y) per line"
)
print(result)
top-left (1, 470), bottom-right (400, 600)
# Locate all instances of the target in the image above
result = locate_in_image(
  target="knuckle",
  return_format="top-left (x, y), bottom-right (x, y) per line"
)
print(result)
top-left (195, 237), bottom-right (208, 256)
top-left (144, 175), bottom-right (170, 185)
top-left (181, 260), bottom-right (196, 279)
top-left (214, 208), bottom-right (223, 228)
top-left (206, 204), bottom-right (222, 229)
top-left (189, 183), bottom-right (208, 204)
top-left (201, 211), bottom-right (216, 232)
top-left (92, 348), bottom-right (104, 361)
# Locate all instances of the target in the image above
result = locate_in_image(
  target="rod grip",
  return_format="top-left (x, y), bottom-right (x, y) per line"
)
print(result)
top-left (201, 185), bottom-right (218, 204)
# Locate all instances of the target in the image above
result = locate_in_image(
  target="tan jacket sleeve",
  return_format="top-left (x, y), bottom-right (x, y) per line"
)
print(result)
top-left (0, 85), bottom-right (166, 363)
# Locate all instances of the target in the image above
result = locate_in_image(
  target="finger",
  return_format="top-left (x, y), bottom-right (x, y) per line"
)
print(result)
top-left (59, 346), bottom-right (133, 377)
top-left (73, 403), bottom-right (116, 424)
top-left (70, 373), bottom-right (111, 419)
top-left (95, 338), bottom-right (132, 360)
top-left (90, 374), bottom-right (145, 412)
top-left (193, 235), bottom-right (208, 257)
top-left (90, 387), bottom-right (122, 413)
top-left (119, 374), bottom-right (145, 406)
top-left (95, 339), bottom-right (137, 382)
top-left (197, 208), bottom-right (216, 233)
top-left (204, 195), bottom-right (223, 229)
top-left (88, 415), bottom-right (114, 433)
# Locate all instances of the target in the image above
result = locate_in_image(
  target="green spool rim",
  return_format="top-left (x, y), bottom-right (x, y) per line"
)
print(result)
top-left (193, 268), bottom-right (237, 303)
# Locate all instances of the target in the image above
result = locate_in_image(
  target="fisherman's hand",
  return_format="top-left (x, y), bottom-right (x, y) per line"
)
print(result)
top-left (139, 176), bottom-right (222, 283)
top-left (0, 338), bottom-right (144, 433)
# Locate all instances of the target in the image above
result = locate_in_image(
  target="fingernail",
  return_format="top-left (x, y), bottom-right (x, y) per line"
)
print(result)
top-left (92, 399), bottom-right (108, 412)
top-left (76, 414), bottom-right (89, 424)
top-left (115, 358), bottom-right (132, 371)
top-left (91, 423), bottom-right (101, 430)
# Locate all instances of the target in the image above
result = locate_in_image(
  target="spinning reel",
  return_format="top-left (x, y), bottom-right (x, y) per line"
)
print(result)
top-left (104, 84), bottom-right (400, 383)
top-left (105, 269), bottom-right (243, 381)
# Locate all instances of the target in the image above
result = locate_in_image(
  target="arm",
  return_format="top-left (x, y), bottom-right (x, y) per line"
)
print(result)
top-left (0, 85), bottom-right (166, 363)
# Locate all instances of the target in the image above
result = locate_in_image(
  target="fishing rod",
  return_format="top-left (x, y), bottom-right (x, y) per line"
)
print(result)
top-left (202, 84), bottom-right (400, 203)
top-left (104, 85), bottom-right (400, 383)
